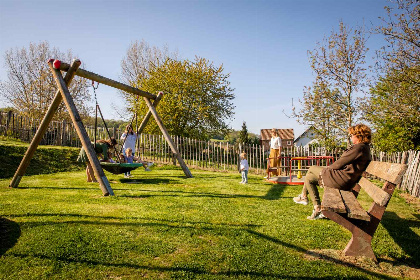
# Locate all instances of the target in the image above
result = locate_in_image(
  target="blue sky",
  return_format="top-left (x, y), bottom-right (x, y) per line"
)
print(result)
top-left (0, 0), bottom-right (390, 137)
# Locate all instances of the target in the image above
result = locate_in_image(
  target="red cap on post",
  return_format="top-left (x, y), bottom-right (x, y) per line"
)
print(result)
top-left (53, 59), bottom-right (61, 69)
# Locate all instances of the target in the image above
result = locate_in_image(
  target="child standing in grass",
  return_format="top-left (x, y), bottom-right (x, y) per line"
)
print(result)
top-left (240, 152), bottom-right (249, 184)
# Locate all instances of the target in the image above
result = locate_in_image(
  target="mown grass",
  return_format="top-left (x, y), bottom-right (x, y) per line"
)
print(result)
top-left (0, 136), bottom-right (84, 179)
top-left (0, 140), bottom-right (419, 279)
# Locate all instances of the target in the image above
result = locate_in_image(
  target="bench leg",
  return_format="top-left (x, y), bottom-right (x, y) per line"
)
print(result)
top-left (322, 210), bottom-right (377, 261)
top-left (344, 229), bottom-right (376, 261)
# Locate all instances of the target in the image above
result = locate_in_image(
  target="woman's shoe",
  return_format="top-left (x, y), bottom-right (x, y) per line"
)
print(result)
top-left (307, 209), bottom-right (325, 220)
top-left (293, 194), bottom-right (308, 205)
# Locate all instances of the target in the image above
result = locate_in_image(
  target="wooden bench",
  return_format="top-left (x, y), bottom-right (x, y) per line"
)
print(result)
top-left (321, 161), bottom-right (408, 261)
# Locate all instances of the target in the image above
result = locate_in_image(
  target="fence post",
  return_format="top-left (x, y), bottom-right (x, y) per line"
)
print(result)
top-left (238, 143), bottom-right (242, 172)
top-left (6, 111), bottom-right (12, 136)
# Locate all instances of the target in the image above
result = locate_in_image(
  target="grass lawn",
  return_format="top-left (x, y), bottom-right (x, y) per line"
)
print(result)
top-left (1, 164), bottom-right (419, 279)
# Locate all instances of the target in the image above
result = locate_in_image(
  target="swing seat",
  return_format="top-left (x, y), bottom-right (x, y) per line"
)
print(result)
top-left (100, 162), bottom-right (143, 174)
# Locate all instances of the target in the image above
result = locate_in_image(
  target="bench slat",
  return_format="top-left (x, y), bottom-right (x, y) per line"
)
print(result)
top-left (358, 177), bottom-right (391, 207)
top-left (321, 187), bottom-right (346, 213)
top-left (365, 161), bottom-right (408, 185)
top-left (340, 190), bottom-right (370, 221)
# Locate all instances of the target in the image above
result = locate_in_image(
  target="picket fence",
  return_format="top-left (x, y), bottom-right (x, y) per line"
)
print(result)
top-left (1, 111), bottom-right (419, 198)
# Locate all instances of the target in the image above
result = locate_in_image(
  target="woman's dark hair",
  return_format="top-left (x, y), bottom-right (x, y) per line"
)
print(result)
top-left (125, 125), bottom-right (134, 135)
top-left (97, 138), bottom-right (117, 147)
top-left (349, 124), bottom-right (371, 144)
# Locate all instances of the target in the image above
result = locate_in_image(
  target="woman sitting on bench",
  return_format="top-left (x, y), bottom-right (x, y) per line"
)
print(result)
top-left (293, 124), bottom-right (372, 220)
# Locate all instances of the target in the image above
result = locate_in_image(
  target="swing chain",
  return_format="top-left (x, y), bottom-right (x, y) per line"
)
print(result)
top-left (91, 80), bottom-right (120, 163)
top-left (92, 80), bottom-right (99, 104)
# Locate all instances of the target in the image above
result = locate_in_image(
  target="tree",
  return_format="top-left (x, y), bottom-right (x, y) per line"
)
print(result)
top-left (293, 21), bottom-right (369, 148)
top-left (364, 68), bottom-right (419, 151)
top-left (239, 121), bottom-right (249, 144)
top-left (362, 0), bottom-right (420, 151)
top-left (121, 40), bottom-right (176, 87)
top-left (121, 41), bottom-right (235, 140)
top-left (0, 42), bottom-right (91, 121)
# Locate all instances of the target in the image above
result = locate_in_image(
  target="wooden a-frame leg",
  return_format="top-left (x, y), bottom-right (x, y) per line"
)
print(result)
top-left (136, 91), bottom-right (163, 135)
top-left (9, 59), bottom-right (81, 188)
top-left (48, 61), bottom-right (114, 196)
top-left (143, 97), bottom-right (193, 178)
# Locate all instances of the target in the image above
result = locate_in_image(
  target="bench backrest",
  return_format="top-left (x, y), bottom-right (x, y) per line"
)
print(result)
top-left (359, 161), bottom-right (408, 207)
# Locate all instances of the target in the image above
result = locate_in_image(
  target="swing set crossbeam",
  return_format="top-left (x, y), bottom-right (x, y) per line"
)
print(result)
top-left (55, 61), bottom-right (158, 100)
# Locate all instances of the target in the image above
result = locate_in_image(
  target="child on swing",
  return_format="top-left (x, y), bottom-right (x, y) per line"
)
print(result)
top-left (123, 147), bottom-right (153, 178)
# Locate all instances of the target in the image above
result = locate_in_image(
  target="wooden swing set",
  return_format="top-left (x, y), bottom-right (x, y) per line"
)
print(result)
top-left (8, 58), bottom-right (193, 196)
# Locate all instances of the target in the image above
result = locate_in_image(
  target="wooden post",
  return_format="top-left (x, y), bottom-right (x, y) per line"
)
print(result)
top-left (9, 59), bottom-right (81, 189)
top-left (48, 60), bottom-right (114, 196)
top-left (137, 91), bottom-right (162, 134)
top-left (143, 96), bottom-right (192, 178)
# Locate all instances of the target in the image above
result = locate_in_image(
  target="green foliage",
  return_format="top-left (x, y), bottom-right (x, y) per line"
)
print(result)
top-left (121, 41), bottom-right (235, 140)
top-left (0, 107), bottom-right (16, 113)
top-left (0, 139), bottom-right (84, 178)
top-left (135, 57), bottom-right (234, 140)
top-left (239, 121), bottom-right (249, 144)
top-left (363, 71), bottom-right (420, 151)
top-left (0, 167), bottom-right (418, 279)
top-left (224, 129), bottom-right (260, 145)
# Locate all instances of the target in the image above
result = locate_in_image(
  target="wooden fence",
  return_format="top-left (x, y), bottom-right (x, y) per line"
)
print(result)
top-left (136, 133), bottom-right (341, 174)
top-left (1, 111), bottom-right (419, 198)
top-left (0, 111), bottom-right (120, 147)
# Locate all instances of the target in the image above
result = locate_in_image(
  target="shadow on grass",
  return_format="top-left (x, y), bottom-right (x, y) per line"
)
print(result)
top-left (244, 229), bottom-right (395, 280)
top-left (118, 189), bottom-right (270, 200)
top-left (5, 218), bottom-right (394, 279)
top-left (2, 211), bottom-right (397, 279)
top-left (262, 184), bottom-right (286, 200)
top-left (0, 217), bottom-right (20, 256)
top-left (8, 252), bottom-right (381, 279)
top-left (380, 211), bottom-right (420, 267)
top-left (119, 178), bottom-right (183, 184)
top-left (17, 186), bottom-right (93, 191)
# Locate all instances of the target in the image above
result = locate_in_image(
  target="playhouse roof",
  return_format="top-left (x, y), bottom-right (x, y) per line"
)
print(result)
top-left (260, 129), bottom-right (294, 141)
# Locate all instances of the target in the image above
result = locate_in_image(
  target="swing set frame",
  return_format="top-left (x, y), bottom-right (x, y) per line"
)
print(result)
top-left (8, 58), bottom-right (193, 196)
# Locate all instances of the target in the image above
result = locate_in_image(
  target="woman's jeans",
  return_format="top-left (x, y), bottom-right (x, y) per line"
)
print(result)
top-left (302, 165), bottom-right (325, 206)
